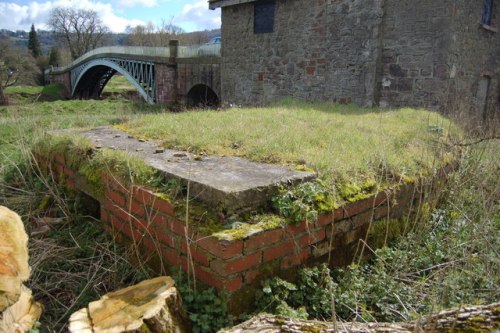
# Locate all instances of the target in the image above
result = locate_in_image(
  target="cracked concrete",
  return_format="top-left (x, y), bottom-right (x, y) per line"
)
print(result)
top-left (55, 127), bottom-right (316, 214)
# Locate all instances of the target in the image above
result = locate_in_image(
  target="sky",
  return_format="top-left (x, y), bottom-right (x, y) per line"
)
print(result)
top-left (0, 0), bottom-right (221, 33)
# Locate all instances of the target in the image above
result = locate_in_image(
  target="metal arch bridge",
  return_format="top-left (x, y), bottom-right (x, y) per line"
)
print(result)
top-left (71, 58), bottom-right (157, 104)
top-left (45, 44), bottom-right (221, 105)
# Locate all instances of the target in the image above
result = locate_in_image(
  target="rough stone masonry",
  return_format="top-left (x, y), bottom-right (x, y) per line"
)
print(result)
top-left (214, 0), bottom-right (499, 123)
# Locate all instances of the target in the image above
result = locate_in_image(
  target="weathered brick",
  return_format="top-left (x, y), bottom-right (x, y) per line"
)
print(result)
top-left (180, 242), bottom-right (210, 266)
top-left (244, 228), bottom-right (284, 253)
top-left (343, 192), bottom-right (389, 219)
top-left (150, 213), bottom-right (170, 230)
top-left (281, 248), bottom-right (311, 270)
top-left (133, 186), bottom-right (156, 206)
top-left (326, 220), bottom-right (352, 239)
top-left (101, 208), bottom-right (110, 223)
top-left (63, 167), bottom-right (74, 178)
top-left (109, 215), bottom-right (140, 241)
top-left (129, 200), bottom-right (145, 217)
top-left (244, 268), bottom-right (262, 284)
top-left (107, 191), bottom-right (126, 207)
top-left (317, 208), bottom-right (344, 226)
top-left (373, 202), bottom-right (390, 220)
top-left (197, 237), bottom-right (243, 260)
top-left (263, 240), bottom-right (294, 262)
top-left (153, 198), bottom-right (175, 216)
top-left (107, 203), bottom-right (133, 224)
top-left (350, 209), bottom-right (374, 228)
top-left (66, 178), bottom-right (76, 190)
top-left (153, 228), bottom-right (176, 248)
top-left (312, 240), bottom-right (333, 258)
top-left (168, 218), bottom-right (187, 236)
top-left (284, 220), bottom-right (310, 234)
top-left (54, 153), bottom-right (65, 165)
top-left (194, 266), bottom-right (243, 292)
top-left (210, 252), bottom-right (261, 276)
top-left (297, 229), bottom-right (326, 247)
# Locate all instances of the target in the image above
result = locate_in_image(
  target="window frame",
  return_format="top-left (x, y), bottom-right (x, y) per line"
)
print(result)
top-left (254, 0), bottom-right (276, 34)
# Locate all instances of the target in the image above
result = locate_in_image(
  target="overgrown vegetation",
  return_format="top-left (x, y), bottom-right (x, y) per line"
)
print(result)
top-left (1, 85), bottom-right (496, 332)
top-left (0, 85), bottom-right (233, 332)
top-left (272, 179), bottom-right (335, 223)
top-left (255, 139), bottom-right (499, 322)
top-left (118, 98), bottom-right (461, 203)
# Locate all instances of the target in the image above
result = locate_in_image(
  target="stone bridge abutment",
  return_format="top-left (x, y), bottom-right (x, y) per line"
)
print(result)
top-left (45, 41), bottom-right (221, 107)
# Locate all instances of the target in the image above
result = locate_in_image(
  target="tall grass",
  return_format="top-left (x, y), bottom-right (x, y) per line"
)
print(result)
top-left (0, 85), bottom-right (496, 331)
top-left (0, 88), bottom-right (161, 332)
top-left (254, 137), bottom-right (499, 322)
top-left (118, 99), bottom-right (461, 186)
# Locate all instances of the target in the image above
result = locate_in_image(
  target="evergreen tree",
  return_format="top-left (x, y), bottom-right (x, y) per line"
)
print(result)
top-left (27, 24), bottom-right (41, 58)
top-left (48, 47), bottom-right (61, 66)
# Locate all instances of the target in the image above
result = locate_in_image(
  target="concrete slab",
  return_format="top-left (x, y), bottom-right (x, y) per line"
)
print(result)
top-left (55, 127), bottom-right (316, 214)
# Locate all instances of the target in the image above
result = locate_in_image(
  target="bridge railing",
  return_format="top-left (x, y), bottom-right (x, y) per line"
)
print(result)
top-left (45, 43), bottom-right (220, 74)
top-left (47, 46), bottom-right (171, 73)
top-left (179, 44), bottom-right (221, 58)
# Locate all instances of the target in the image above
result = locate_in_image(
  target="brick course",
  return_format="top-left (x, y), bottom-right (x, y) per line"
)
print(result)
top-left (37, 151), bottom-right (446, 310)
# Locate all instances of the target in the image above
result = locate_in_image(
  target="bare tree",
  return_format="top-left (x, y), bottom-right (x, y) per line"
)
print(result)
top-left (48, 7), bottom-right (109, 60)
top-left (0, 40), bottom-right (38, 105)
top-left (125, 18), bottom-right (184, 47)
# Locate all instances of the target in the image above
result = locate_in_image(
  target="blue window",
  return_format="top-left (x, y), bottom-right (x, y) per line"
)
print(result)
top-left (482, 0), bottom-right (493, 25)
top-left (254, 0), bottom-right (276, 34)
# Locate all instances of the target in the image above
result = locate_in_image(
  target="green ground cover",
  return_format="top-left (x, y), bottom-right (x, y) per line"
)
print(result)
top-left (118, 99), bottom-right (461, 200)
top-left (101, 74), bottom-right (136, 94)
top-left (1, 85), bottom-right (496, 332)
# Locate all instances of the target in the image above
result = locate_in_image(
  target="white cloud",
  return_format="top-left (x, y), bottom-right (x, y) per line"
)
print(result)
top-left (174, 0), bottom-right (220, 31)
top-left (0, 0), bottom-right (146, 33)
top-left (117, 0), bottom-right (157, 8)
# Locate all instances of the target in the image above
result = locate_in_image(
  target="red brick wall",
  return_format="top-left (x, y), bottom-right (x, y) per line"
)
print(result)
top-left (36, 151), bottom-right (452, 298)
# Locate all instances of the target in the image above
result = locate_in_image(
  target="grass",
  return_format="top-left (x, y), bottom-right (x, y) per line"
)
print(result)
top-left (0, 86), bottom-right (164, 332)
top-left (4, 84), bottom-right (67, 103)
top-left (118, 99), bottom-right (461, 189)
top-left (2, 85), bottom-right (494, 332)
top-left (254, 138), bottom-right (499, 322)
top-left (101, 74), bottom-right (136, 94)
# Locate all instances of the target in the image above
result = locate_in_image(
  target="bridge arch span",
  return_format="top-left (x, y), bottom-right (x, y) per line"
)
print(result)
top-left (186, 83), bottom-right (220, 108)
top-left (72, 59), bottom-right (156, 104)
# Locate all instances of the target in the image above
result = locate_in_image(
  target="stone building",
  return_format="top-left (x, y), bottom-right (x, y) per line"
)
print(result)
top-left (209, 0), bottom-right (499, 123)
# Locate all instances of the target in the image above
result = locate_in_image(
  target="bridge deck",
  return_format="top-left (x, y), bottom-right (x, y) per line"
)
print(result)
top-left (55, 127), bottom-right (315, 215)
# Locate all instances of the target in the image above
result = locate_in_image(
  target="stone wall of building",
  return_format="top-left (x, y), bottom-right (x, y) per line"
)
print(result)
top-left (221, 0), bottom-right (330, 105)
top-left (379, 0), bottom-right (500, 123)
top-left (220, 0), bottom-right (499, 120)
top-left (325, 0), bottom-right (384, 106)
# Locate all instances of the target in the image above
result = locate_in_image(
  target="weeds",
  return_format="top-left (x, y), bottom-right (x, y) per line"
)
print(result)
top-left (255, 138), bottom-right (499, 323)
top-left (117, 99), bottom-right (461, 191)
top-left (272, 179), bottom-right (335, 223)
top-left (1, 85), bottom-right (496, 331)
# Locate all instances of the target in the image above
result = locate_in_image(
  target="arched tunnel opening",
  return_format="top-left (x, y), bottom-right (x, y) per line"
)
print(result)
top-left (187, 84), bottom-right (220, 108)
top-left (73, 65), bottom-right (116, 100)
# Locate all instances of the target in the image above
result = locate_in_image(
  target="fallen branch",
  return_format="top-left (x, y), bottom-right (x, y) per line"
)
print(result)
top-left (219, 302), bottom-right (500, 333)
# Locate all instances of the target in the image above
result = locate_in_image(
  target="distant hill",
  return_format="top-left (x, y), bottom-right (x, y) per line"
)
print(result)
top-left (0, 28), bottom-right (221, 55)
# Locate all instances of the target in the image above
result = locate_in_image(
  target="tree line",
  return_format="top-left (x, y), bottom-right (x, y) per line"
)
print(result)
top-left (0, 6), bottom-right (219, 105)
